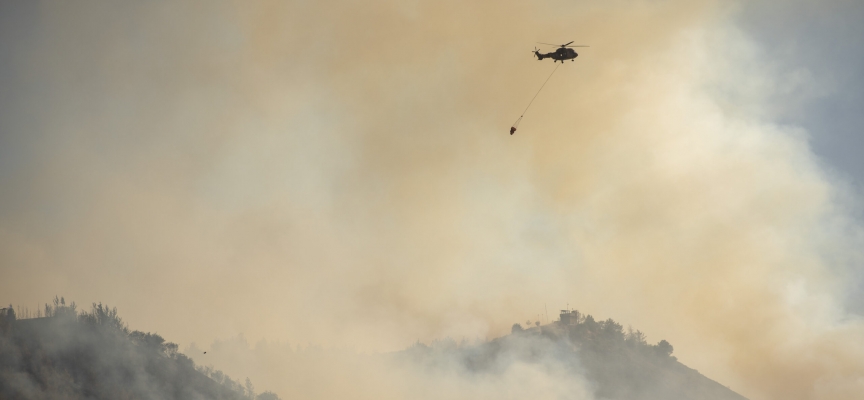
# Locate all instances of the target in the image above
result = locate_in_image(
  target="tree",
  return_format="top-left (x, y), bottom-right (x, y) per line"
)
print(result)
top-left (582, 315), bottom-right (597, 332)
top-left (625, 327), bottom-right (647, 345)
top-left (511, 323), bottom-right (524, 334)
top-left (655, 340), bottom-right (673, 357)
top-left (600, 318), bottom-right (624, 341)
top-left (0, 305), bottom-right (14, 330)
top-left (47, 296), bottom-right (78, 319)
top-left (245, 377), bottom-right (255, 399)
top-left (80, 303), bottom-right (127, 333)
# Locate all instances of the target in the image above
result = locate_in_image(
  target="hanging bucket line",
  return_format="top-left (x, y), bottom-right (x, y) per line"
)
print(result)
top-left (511, 63), bottom-right (561, 130)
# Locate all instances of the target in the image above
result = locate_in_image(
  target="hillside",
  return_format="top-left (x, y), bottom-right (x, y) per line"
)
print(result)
top-left (401, 310), bottom-right (747, 400)
top-left (2, 300), bottom-right (747, 400)
top-left (0, 299), bottom-right (280, 400)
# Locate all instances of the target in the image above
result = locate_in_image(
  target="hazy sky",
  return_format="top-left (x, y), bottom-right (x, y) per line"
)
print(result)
top-left (738, 0), bottom-right (864, 188)
top-left (2, 1), bottom-right (864, 399)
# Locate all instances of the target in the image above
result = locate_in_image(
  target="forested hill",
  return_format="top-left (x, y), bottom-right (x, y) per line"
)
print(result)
top-left (0, 299), bottom-right (281, 400)
top-left (402, 311), bottom-right (748, 400)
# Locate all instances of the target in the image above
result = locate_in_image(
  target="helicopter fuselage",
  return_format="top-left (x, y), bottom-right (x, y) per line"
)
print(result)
top-left (534, 47), bottom-right (578, 62)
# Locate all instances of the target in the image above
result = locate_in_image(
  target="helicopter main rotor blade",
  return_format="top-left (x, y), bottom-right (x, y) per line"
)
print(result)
top-left (562, 41), bottom-right (574, 46)
top-left (537, 42), bottom-right (590, 48)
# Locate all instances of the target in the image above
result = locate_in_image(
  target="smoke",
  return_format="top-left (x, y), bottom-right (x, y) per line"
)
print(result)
top-left (3, 0), bottom-right (864, 399)
top-left (186, 335), bottom-right (596, 400)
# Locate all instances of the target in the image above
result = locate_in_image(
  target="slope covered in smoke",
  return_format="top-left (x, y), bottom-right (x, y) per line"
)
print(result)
top-left (0, 299), bottom-right (281, 400)
top-left (184, 309), bottom-right (745, 400)
top-left (400, 311), bottom-right (747, 400)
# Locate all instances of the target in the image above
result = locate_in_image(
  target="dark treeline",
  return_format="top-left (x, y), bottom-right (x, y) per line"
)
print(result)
top-left (0, 297), bottom-right (281, 400)
top-left (404, 309), bottom-right (748, 400)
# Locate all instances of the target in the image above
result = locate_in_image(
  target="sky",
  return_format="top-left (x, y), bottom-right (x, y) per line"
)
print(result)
top-left (2, 1), bottom-right (864, 399)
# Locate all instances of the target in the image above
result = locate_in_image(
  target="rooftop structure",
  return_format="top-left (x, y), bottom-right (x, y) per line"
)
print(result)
top-left (559, 309), bottom-right (581, 325)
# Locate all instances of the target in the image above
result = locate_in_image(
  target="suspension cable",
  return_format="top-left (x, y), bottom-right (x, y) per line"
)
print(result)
top-left (512, 63), bottom-right (561, 128)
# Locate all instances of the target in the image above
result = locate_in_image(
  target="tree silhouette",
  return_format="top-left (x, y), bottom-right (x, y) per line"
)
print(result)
top-left (655, 339), bottom-right (674, 357)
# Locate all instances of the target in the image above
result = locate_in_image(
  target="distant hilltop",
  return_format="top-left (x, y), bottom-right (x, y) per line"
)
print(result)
top-left (405, 307), bottom-right (748, 400)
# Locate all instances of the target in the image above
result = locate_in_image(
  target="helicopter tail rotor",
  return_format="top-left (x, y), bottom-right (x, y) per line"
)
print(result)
top-left (532, 47), bottom-right (543, 60)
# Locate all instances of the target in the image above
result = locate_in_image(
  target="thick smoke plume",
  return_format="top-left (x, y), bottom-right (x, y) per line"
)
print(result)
top-left (2, 1), bottom-right (864, 399)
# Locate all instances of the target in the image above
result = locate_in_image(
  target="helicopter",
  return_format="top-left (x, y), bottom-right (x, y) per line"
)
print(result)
top-left (533, 41), bottom-right (589, 63)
